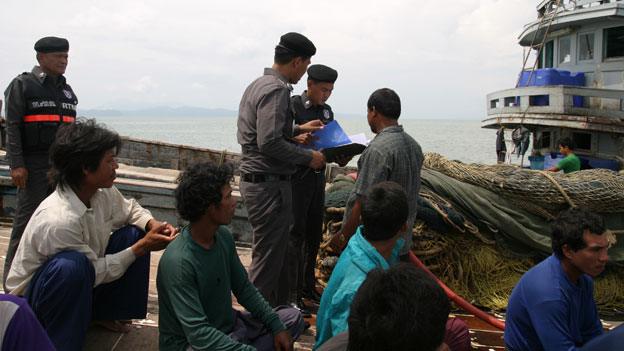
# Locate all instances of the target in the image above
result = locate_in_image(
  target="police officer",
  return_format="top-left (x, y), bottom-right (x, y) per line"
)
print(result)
top-left (237, 32), bottom-right (326, 306)
top-left (288, 64), bottom-right (338, 310)
top-left (2, 37), bottom-right (77, 288)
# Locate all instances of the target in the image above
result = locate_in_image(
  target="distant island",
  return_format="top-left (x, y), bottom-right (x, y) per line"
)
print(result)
top-left (78, 106), bottom-right (362, 119)
top-left (78, 106), bottom-right (238, 118)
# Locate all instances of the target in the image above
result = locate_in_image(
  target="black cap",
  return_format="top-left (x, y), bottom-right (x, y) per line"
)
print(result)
top-left (307, 64), bottom-right (338, 83)
top-left (34, 36), bottom-right (69, 53)
top-left (276, 32), bottom-right (316, 57)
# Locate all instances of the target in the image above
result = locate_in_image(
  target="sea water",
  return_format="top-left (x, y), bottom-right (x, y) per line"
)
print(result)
top-left (95, 115), bottom-right (528, 166)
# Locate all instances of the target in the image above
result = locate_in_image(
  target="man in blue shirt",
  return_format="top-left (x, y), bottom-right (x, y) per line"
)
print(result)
top-left (504, 208), bottom-right (610, 351)
top-left (315, 181), bottom-right (469, 350)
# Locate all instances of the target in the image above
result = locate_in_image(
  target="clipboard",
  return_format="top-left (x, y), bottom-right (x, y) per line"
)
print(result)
top-left (308, 121), bottom-right (368, 163)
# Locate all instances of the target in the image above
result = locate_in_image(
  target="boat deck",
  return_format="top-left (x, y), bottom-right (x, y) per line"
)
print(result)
top-left (0, 218), bottom-right (515, 350)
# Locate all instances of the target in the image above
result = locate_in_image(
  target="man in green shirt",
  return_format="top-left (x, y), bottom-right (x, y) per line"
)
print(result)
top-left (157, 162), bottom-right (304, 351)
top-left (548, 137), bottom-right (581, 173)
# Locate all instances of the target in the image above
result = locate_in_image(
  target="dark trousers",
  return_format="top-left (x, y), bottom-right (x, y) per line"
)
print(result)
top-left (241, 180), bottom-right (293, 306)
top-left (3, 155), bottom-right (51, 290)
top-left (288, 168), bottom-right (324, 300)
top-left (25, 226), bottom-right (150, 351)
top-left (227, 306), bottom-right (305, 351)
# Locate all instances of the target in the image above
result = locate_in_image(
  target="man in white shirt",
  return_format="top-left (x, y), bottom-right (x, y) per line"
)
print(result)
top-left (5, 118), bottom-right (178, 351)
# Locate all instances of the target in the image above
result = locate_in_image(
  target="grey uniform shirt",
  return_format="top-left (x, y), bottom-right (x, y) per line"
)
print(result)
top-left (343, 125), bottom-right (423, 254)
top-left (237, 68), bottom-right (313, 175)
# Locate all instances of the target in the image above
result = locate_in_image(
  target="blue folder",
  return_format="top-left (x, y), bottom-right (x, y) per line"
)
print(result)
top-left (310, 120), bottom-right (352, 150)
top-left (307, 120), bottom-right (367, 162)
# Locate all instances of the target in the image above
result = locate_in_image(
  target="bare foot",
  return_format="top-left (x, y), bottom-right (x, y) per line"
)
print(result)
top-left (93, 320), bottom-right (133, 333)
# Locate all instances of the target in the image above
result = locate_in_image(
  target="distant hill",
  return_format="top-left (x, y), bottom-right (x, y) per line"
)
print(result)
top-left (79, 106), bottom-right (237, 117)
top-left (78, 106), bottom-right (364, 119)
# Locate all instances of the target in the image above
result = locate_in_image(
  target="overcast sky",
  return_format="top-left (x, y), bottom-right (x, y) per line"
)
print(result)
top-left (0, 0), bottom-right (538, 119)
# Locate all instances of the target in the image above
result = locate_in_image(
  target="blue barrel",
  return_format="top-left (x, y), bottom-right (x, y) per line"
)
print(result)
top-left (528, 156), bottom-right (545, 170)
top-left (518, 69), bottom-right (585, 107)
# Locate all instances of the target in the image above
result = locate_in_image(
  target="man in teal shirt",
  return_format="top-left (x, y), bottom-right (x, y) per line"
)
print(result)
top-left (315, 181), bottom-right (406, 349)
top-left (549, 137), bottom-right (581, 173)
top-left (157, 162), bottom-right (304, 351)
top-left (315, 181), bottom-right (470, 351)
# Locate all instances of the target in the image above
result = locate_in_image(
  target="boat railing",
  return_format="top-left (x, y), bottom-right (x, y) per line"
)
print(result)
top-left (116, 136), bottom-right (243, 172)
top-left (538, 0), bottom-right (622, 17)
top-left (487, 86), bottom-right (624, 119)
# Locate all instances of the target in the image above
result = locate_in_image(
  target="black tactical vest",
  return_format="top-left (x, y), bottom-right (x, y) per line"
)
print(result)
top-left (20, 73), bottom-right (77, 153)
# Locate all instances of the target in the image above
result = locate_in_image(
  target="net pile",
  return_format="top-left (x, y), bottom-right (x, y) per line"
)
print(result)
top-left (423, 152), bottom-right (624, 213)
top-left (316, 172), bottom-right (624, 315)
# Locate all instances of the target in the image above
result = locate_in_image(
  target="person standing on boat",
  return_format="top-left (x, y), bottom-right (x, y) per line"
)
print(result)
top-left (329, 88), bottom-right (423, 260)
top-left (237, 32), bottom-right (326, 306)
top-left (158, 161), bottom-right (304, 351)
top-left (5, 119), bottom-right (178, 351)
top-left (2, 37), bottom-right (77, 289)
top-left (548, 137), bottom-right (581, 173)
top-left (288, 64), bottom-right (339, 311)
top-left (496, 127), bottom-right (506, 164)
top-left (504, 208), bottom-right (609, 351)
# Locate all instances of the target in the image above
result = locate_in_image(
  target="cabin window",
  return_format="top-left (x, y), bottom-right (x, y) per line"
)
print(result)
top-left (504, 97), bottom-right (516, 107)
top-left (572, 132), bottom-right (592, 151)
top-left (578, 33), bottom-right (594, 61)
top-left (541, 41), bottom-right (554, 68)
top-left (559, 36), bottom-right (571, 64)
top-left (604, 26), bottom-right (624, 59)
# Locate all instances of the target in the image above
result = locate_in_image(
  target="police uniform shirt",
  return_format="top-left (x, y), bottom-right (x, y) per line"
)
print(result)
top-left (291, 90), bottom-right (334, 126)
top-left (237, 68), bottom-right (313, 175)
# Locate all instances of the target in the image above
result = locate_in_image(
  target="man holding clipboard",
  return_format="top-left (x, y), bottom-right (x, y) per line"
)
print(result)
top-left (288, 64), bottom-right (341, 312)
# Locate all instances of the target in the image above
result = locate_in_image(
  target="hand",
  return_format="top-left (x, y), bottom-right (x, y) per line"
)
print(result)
top-left (298, 119), bottom-right (323, 133)
top-left (333, 154), bottom-right (353, 167)
top-left (146, 219), bottom-right (177, 236)
top-left (292, 133), bottom-right (317, 145)
top-left (132, 221), bottom-right (178, 256)
top-left (437, 342), bottom-right (450, 351)
top-left (308, 151), bottom-right (326, 170)
top-left (11, 167), bottom-right (28, 189)
top-left (273, 331), bottom-right (293, 351)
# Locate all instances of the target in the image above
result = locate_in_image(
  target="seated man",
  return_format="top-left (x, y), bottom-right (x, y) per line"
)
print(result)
top-left (548, 137), bottom-right (580, 173)
top-left (318, 264), bottom-right (451, 351)
top-left (504, 208), bottom-right (609, 351)
top-left (0, 294), bottom-right (55, 351)
top-left (157, 161), bottom-right (304, 351)
top-left (315, 181), bottom-right (469, 350)
top-left (6, 118), bottom-right (178, 351)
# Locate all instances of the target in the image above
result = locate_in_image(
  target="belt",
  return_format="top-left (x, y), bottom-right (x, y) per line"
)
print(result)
top-left (241, 173), bottom-right (291, 183)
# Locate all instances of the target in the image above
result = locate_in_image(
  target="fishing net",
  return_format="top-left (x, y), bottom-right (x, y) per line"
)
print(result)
top-left (316, 170), bottom-right (624, 315)
top-left (423, 152), bottom-right (624, 213)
